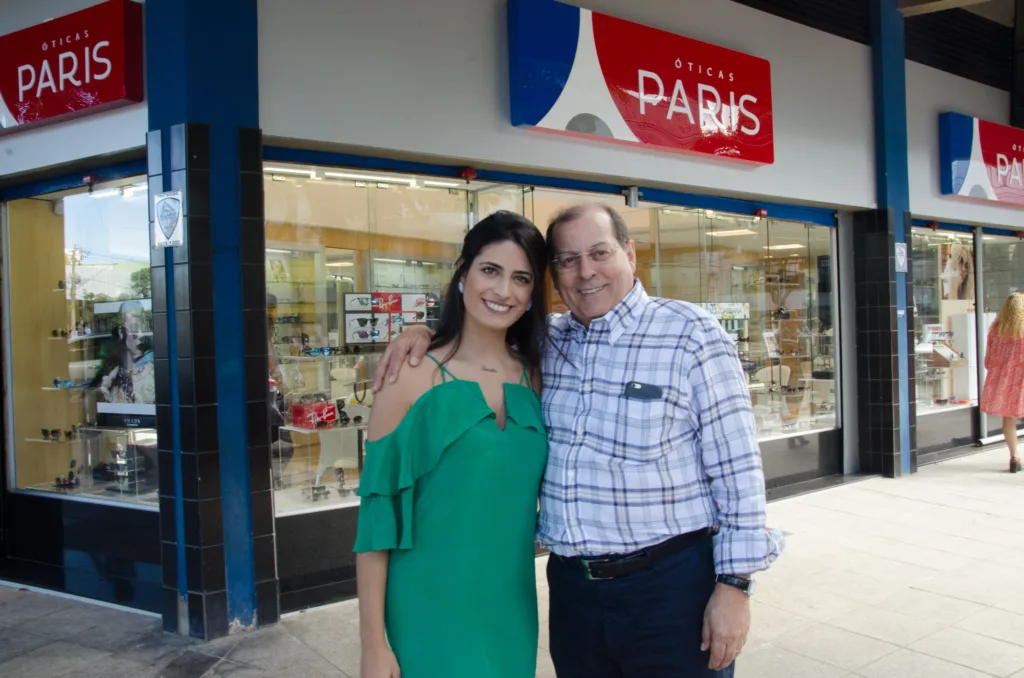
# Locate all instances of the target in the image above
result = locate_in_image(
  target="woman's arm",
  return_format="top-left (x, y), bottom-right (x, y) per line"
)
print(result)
top-left (357, 551), bottom-right (391, 650)
top-left (355, 364), bottom-right (426, 677)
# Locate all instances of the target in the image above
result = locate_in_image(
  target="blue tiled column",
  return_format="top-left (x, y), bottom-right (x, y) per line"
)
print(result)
top-left (854, 0), bottom-right (915, 478)
top-left (146, 0), bottom-right (276, 639)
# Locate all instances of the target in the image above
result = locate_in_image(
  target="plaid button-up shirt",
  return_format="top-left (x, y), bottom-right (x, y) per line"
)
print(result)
top-left (537, 282), bottom-right (784, 575)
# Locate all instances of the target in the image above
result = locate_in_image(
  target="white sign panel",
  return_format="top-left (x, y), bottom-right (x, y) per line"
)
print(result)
top-left (152, 190), bottom-right (185, 248)
top-left (895, 242), bottom-right (908, 273)
top-left (699, 302), bottom-right (751, 320)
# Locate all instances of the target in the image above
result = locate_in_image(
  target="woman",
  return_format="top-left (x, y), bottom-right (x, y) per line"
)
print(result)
top-left (91, 322), bottom-right (154, 404)
top-left (355, 211), bottom-right (550, 678)
top-left (980, 292), bottom-right (1024, 473)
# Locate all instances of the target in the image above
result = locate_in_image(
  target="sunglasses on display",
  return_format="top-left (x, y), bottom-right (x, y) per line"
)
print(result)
top-left (278, 315), bottom-right (302, 324)
top-left (352, 297), bottom-right (372, 307)
top-left (354, 330), bottom-right (382, 340)
top-left (354, 317), bottom-right (378, 327)
top-left (41, 428), bottom-right (64, 442)
top-left (52, 379), bottom-right (73, 389)
top-left (57, 280), bottom-right (65, 290)
top-left (51, 328), bottom-right (68, 338)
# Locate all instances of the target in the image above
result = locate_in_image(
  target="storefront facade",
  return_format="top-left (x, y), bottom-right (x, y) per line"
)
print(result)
top-left (0, 0), bottom-right (1020, 639)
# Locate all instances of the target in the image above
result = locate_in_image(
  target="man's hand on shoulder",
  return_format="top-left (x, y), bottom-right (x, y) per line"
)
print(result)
top-left (373, 325), bottom-right (434, 392)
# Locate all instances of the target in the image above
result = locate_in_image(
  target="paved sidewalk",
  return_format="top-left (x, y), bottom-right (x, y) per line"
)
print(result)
top-left (1, 446), bottom-right (1022, 677)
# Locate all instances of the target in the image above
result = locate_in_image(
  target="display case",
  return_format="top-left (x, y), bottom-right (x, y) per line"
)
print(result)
top-left (270, 351), bottom-right (380, 514)
top-left (24, 426), bottom-right (159, 505)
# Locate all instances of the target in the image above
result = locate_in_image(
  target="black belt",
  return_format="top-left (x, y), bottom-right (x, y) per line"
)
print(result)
top-left (555, 528), bottom-right (714, 581)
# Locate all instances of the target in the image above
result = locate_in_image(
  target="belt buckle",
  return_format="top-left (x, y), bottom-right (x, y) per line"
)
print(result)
top-left (581, 558), bottom-right (614, 581)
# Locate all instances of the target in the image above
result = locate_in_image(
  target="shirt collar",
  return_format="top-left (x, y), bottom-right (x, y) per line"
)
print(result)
top-left (567, 280), bottom-right (649, 344)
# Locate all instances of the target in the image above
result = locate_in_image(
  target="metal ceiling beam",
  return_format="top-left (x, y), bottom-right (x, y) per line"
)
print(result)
top-left (898, 0), bottom-right (993, 16)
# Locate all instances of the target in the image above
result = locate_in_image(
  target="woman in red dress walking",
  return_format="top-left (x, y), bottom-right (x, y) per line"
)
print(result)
top-left (981, 292), bottom-right (1024, 473)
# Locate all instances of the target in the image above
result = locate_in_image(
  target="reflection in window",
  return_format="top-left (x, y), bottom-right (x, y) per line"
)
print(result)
top-left (980, 234), bottom-right (1024, 433)
top-left (653, 210), bottom-right (838, 440)
top-left (911, 229), bottom-right (979, 415)
top-left (262, 164), bottom-right (843, 514)
top-left (5, 178), bottom-right (157, 506)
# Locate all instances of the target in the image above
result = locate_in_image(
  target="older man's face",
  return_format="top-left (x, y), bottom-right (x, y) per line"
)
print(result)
top-left (550, 207), bottom-right (636, 327)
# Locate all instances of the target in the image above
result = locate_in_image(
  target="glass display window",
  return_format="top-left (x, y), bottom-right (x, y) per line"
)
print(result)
top-left (263, 163), bottom-right (843, 512)
top-left (650, 208), bottom-right (838, 439)
top-left (980, 232), bottom-right (1024, 434)
top-left (911, 228), bottom-right (979, 415)
top-left (3, 177), bottom-right (157, 506)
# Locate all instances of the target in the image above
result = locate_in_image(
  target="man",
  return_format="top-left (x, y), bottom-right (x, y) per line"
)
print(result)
top-left (375, 204), bottom-right (783, 676)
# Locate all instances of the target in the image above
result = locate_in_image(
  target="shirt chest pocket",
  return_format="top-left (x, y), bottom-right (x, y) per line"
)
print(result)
top-left (611, 392), bottom-right (669, 461)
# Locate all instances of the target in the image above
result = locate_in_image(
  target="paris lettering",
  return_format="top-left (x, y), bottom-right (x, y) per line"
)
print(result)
top-left (995, 153), bottom-right (1024, 189)
top-left (17, 30), bottom-right (112, 102)
top-left (636, 68), bottom-right (761, 136)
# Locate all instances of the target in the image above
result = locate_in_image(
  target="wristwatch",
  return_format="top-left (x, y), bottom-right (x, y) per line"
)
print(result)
top-left (716, 574), bottom-right (756, 595)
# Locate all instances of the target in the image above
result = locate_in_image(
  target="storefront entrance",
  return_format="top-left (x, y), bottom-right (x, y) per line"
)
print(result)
top-left (260, 159), bottom-right (843, 610)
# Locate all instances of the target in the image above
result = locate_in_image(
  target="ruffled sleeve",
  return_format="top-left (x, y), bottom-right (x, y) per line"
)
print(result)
top-left (352, 382), bottom-right (493, 553)
top-left (353, 426), bottom-right (417, 552)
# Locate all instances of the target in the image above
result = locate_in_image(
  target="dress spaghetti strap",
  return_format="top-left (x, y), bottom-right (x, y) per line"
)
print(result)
top-left (424, 353), bottom-right (457, 383)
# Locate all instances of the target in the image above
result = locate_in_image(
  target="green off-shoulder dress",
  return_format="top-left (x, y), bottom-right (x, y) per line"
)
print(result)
top-left (353, 357), bottom-right (547, 678)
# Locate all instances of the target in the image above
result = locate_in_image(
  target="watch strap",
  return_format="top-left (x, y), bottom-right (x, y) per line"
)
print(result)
top-left (716, 574), bottom-right (754, 595)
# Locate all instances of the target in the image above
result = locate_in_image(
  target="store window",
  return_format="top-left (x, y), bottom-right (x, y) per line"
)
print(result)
top-left (651, 209), bottom-right (838, 439)
top-left (4, 177), bottom-right (157, 506)
top-left (263, 164), bottom-right (842, 513)
top-left (980, 232), bottom-right (1024, 435)
top-left (911, 228), bottom-right (979, 416)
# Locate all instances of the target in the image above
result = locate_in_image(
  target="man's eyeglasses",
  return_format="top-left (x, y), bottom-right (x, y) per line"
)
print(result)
top-left (551, 245), bottom-right (618, 272)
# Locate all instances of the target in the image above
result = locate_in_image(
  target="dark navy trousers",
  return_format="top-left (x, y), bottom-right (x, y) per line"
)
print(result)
top-left (547, 535), bottom-right (736, 678)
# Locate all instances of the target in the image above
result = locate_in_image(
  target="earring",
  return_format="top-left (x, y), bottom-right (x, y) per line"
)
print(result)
top-left (526, 300), bottom-right (533, 311)
top-left (458, 281), bottom-right (464, 294)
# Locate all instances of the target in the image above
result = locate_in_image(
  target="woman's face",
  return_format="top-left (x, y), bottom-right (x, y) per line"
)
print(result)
top-left (460, 240), bottom-right (535, 333)
top-left (125, 330), bottom-right (142, 357)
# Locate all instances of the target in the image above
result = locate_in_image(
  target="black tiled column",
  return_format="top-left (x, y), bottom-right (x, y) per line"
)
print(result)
top-left (153, 123), bottom-right (230, 639)
top-left (240, 128), bottom-right (279, 628)
top-left (852, 209), bottom-right (916, 477)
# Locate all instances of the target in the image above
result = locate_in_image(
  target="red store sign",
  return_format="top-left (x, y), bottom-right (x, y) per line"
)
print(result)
top-left (509, 0), bottom-right (775, 164)
top-left (0, 0), bottom-right (143, 136)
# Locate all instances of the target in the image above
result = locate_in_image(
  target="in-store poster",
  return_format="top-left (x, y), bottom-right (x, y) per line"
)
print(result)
top-left (91, 299), bottom-right (156, 427)
top-left (939, 243), bottom-right (975, 301)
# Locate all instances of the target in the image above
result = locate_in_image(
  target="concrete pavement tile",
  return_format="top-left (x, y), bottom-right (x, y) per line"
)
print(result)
top-left (997, 593), bottom-right (1024, 616)
top-left (0, 640), bottom-right (110, 678)
top-left (756, 583), bottom-right (861, 621)
top-left (117, 631), bottom-right (196, 667)
top-left (282, 609), bottom-right (361, 675)
top-left (828, 604), bottom-right (949, 646)
top-left (955, 608), bottom-right (1024, 648)
top-left (0, 627), bottom-right (53, 663)
top-left (735, 645), bottom-right (847, 678)
top-left (204, 659), bottom-right (273, 677)
top-left (16, 603), bottom-right (141, 639)
top-left (226, 624), bottom-right (344, 676)
top-left (911, 572), bottom-right (1010, 607)
top-left (67, 611), bottom-right (162, 653)
top-left (158, 649), bottom-right (222, 678)
top-left (876, 589), bottom-right (987, 624)
top-left (910, 627), bottom-right (1024, 677)
top-left (773, 623), bottom-right (899, 671)
top-left (747, 602), bottom-right (815, 646)
top-left (805, 569), bottom-right (900, 606)
top-left (856, 647), bottom-right (999, 678)
top-left (536, 649), bottom-right (557, 678)
top-left (0, 592), bottom-right (75, 626)
top-left (66, 656), bottom-right (160, 678)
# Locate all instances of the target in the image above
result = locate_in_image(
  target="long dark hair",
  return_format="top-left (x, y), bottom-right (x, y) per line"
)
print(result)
top-left (429, 211), bottom-right (550, 377)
